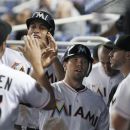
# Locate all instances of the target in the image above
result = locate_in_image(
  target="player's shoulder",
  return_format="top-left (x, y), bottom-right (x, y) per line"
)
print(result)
top-left (51, 81), bottom-right (63, 89)
top-left (93, 62), bottom-right (102, 70)
top-left (91, 62), bottom-right (101, 73)
top-left (0, 64), bottom-right (32, 80)
top-left (117, 75), bottom-right (129, 91)
top-left (5, 48), bottom-right (21, 55)
top-left (4, 47), bottom-right (25, 61)
top-left (126, 72), bottom-right (130, 80)
top-left (51, 81), bottom-right (65, 100)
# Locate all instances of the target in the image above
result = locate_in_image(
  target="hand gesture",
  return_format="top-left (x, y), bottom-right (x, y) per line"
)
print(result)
top-left (41, 32), bottom-right (58, 68)
top-left (19, 35), bottom-right (42, 67)
top-left (41, 48), bottom-right (57, 68)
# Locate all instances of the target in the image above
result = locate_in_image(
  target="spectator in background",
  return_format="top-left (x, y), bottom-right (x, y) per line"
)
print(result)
top-left (39, 0), bottom-right (86, 41)
top-left (101, 9), bottom-right (130, 41)
top-left (15, 8), bottom-right (32, 40)
top-left (1, 12), bottom-right (17, 40)
top-left (1, 12), bottom-right (16, 26)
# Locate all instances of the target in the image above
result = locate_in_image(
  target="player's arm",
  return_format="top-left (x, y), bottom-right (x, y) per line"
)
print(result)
top-left (41, 32), bottom-right (65, 81)
top-left (20, 35), bottom-right (56, 109)
top-left (46, 32), bottom-right (65, 81)
top-left (111, 112), bottom-right (129, 130)
top-left (52, 57), bottom-right (65, 81)
top-left (110, 81), bottom-right (130, 130)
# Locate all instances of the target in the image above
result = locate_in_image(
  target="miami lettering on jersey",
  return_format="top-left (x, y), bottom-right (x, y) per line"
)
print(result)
top-left (0, 75), bottom-right (13, 91)
top-left (51, 102), bottom-right (99, 127)
top-left (11, 62), bottom-right (25, 72)
top-left (11, 62), bottom-right (31, 74)
top-left (92, 84), bottom-right (107, 97)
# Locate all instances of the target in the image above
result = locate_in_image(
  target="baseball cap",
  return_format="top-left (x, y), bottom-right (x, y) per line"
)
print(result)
top-left (113, 35), bottom-right (130, 51)
top-left (0, 20), bottom-right (12, 45)
top-left (26, 11), bottom-right (55, 35)
top-left (103, 41), bottom-right (114, 50)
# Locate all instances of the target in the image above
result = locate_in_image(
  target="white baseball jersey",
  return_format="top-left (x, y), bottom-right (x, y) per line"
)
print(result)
top-left (1, 47), bottom-right (59, 82)
top-left (0, 64), bottom-right (50, 130)
top-left (109, 73), bottom-right (130, 129)
top-left (82, 62), bottom-right (124, 104)
top-left (39, 80), bottom-right (109, 130)
top-left (0, 47), bottom-right (32, 74)
top-left (0, 47), bottom-right (59, 129)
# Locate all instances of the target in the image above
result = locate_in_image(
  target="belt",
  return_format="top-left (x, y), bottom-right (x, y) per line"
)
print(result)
top-left (14, 124), bottom-right (39, 130)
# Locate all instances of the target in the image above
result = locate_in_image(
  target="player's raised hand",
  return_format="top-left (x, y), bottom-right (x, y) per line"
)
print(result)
top-left (19, 35), bottom-right (42, 66)
top-left (41, 32), bottom-right (58, 68)
top-left (41, 47), bottom-right (57, 68)
top-left (41, 32), bottom-right (57, 50)
top-left (47, 32), bottom-right (58, 55)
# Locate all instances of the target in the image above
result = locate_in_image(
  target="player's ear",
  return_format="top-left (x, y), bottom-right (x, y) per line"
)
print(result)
top-left (125, 51), bottom-right (130, 60)
top-left (63, 62), bottom-right (67, 71)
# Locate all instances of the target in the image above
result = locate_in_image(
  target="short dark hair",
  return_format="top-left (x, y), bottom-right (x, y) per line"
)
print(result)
top-left (92, 44), bottom-right (101, 62)
top-left (0, 20), bottom-right (12, 45)
top-left (113, 35), bottom-right (130, 51)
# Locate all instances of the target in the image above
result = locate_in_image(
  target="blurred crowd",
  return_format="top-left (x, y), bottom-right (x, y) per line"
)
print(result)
top-left (0, 0), bottom-right (101, 42)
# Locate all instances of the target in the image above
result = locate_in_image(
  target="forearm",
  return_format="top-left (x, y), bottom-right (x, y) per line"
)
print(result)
top-left (111, 113), bottom-right (129, 130)
top-left (31, 62), bottom-right (56, 109)
top-left (52, 57), bottom-right (65, 81)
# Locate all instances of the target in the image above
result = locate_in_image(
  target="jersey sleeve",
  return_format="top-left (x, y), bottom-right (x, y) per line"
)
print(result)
top-left (15, 71), bottom-right (50, 108)
top-left (110, 77), bottom-right (130, 119)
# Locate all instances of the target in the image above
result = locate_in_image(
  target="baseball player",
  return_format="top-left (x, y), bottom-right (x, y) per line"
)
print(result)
top-left (109, 35), bottom-right (130, 130)
top-left (22, 41), bottom-right (109, 130)
top-left (0, 13), bottom-right (64, 129)
top-left (15, 11), bottom-right (64, 130)
top-left (0, 34), bottom-right (56, 130)
top-left (83, 42), bottom-right (124, 105)
top-left (0, 12), bottom-right (64, 82)
top-left (0, 19), bottom-right (32, 74)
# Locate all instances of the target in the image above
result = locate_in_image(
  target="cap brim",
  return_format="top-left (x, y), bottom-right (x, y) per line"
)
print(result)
top-left (103, 44), bottom-right (114, 49)
top-left (26, 18), bottom-right (51, 29)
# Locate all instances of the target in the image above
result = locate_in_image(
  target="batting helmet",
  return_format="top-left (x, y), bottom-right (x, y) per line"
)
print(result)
top-left (26, 11), bottom-right (55, 36)
top-left (63, 44), bottom-right (93, 76)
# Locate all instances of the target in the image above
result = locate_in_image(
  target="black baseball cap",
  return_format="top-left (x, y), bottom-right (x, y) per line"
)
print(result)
top-left (26, 11), bottom-right (55, 36)
top-left (103, 41), bottom-right (114, 50)
top-left (113, 35), bottom-right (130, 51)
top-left (0, 20), bottom-right (12, 45)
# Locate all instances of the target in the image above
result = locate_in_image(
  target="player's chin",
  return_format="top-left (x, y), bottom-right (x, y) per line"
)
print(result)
top-left (74, 72), bottom-right (84, 78)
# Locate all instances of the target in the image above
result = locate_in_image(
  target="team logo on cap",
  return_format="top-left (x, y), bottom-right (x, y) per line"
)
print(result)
top-left (78, 46), bottom-right (86, 53)
top-left (32, 11), bottom-right (49, 20)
